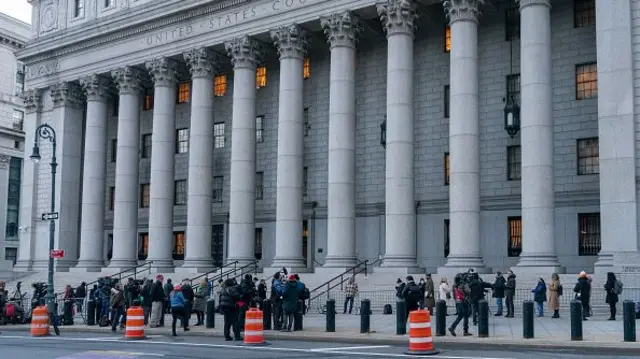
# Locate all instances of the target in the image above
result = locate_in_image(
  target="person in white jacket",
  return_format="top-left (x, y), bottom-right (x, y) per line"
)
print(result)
top-left (438, 277), bottom-right (452, 316)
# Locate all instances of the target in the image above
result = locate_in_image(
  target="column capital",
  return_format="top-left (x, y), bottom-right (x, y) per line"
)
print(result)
top-left (321, 11), bottom-right (362, 49)
top-left (443, 0), bottom-right (485, 25)
top-left (224, 36), bottom-right (264, 70)
top-left (517, 0), bottom-right (551, 10)
top-left (270, 24), bottom-right (309, 60)
top-left (50, 81), bottom-right (84, 109)
top-left (376, 0), bottom-right (419, 37)
top-left (80, 74), bottom-right (111, 102)
top-left (183, 48), bottom-right (219, 79)
top-left (146, 57), bottom-right (179, 87)
top-left (21, 88), bottom-right (43, 113)
top-left (111, 66), bottom-right (143, 95)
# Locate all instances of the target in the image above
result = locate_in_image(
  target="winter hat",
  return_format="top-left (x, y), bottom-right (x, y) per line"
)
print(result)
top-left (173, 285), bottom-right (181, 291)
top-left (289, 274), bottom-right (296, 281)
top-left (156, 274), bottom-right (164, 281)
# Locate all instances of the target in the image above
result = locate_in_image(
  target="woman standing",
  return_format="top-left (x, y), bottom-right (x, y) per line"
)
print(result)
top-left (192, 280), bottom-right (207, 326)
top-left (604, 272), bottom-right (619, 320)
top-left (549, 273), bottom-right (561, 318)
top-left (532, 278), bottom-right (547, 317)
top-left (424, 274), bottom-right (436, 315)
top-left (438, 277), bottom-right (452, 316)
top-left (169, 285), bottom-right (189, 337)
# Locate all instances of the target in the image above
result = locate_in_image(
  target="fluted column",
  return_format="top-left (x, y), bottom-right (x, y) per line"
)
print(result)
top-left (182, 48), bottom-right (217, 271)
top-left (225, 37), bottom-right (264, 266)
top-left (377, 0), bottom-right (419, 268)
top-left (321, 12), bottom-right (362, 267)
top-left (146, 58), bottom-right (178, 272)
top-left (76, 75), bottom-right (110, 271)
top-left (516, 0), bottom-right (561, 272)
top-left (271, 24), bottom-right (308, 268)
top-left (442, 0), bottom-right (485, 270)
top-left (109, 67), bottom-right (142, 269)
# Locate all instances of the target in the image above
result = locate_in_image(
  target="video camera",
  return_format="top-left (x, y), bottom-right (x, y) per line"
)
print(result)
top-left (31, 282), bottom-right (47, 307)
top-left (98, 277), bottom-right (119, 289)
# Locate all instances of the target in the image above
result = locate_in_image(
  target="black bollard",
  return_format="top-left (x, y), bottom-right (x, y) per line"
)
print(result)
top-left (478, 300), bottom-right (489, 338)
top-left (360, 299), bottom-right (371, 333)
top-left (522, 300), bottom-right (534, 339)
top-left (435, 300), bottom-right (446, 337)
top-left (326, 299), bottom-right (336, 332)
top-left (570, 300), bottom-right (583, 341)
top-left (206, 299), bottom-right (215, 329)
top-left (623, 300), bottom-right (636, 342)
top-left (294, 301), bottom-right (303, 331)
top-left (396, 300), bottom-right (407, 335)
top-left (86, 300), bottom-right (96, 326)
top-left (262, 299), bottom-right (272, 330)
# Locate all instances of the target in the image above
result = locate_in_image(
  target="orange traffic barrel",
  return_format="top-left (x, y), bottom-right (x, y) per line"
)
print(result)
top-left (405, 309), bottom-right (439, 356)
top-left (243, 308), bottom-right (268, 346)
top-left (124, 306), bottom-right (146, 340)
top-left (30, 306), bottom-right (50, 337)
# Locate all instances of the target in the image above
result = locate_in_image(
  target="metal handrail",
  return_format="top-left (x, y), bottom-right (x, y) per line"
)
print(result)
top-left (54, 261), bottom-right (154, 296)
top-left (188, 261), bottom-right (239, 285)
top-left (307, 259), bottom-right (380, 307)
top-left (194, 260), bottom-right (259, 292)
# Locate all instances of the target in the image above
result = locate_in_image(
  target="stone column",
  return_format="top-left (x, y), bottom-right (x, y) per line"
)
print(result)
top-left (109, 67), bottom-right (142, 269)
top-left (321, 12), bottom-right (361, 268)
top-left (225, 36), bottom-right (263, 266)
top-left (14, 89), bottom-right (42, 271)
top-left (442, 0), bottom-right (486, 270)
top-left (271, 24), bottom-right (308, 268)
top-left (76, 74), bottom-right (110, 271)
top-left (516, 0), bottom-right (561, 273)
top-left (181, 48), bottom-right (216, 271)
top-left (377, 0), bottom-right (419, 268)
top-left (146, 58), bottom-right (178, 272)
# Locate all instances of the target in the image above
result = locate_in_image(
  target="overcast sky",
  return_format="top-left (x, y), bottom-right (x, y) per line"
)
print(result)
top-left (0, 1), bottom-right (32, 24)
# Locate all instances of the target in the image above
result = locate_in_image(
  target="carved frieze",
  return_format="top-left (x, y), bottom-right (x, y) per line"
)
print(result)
top-left (270, 24), bottom-right (308, 60)
top-left (21, 89), bottom-right (43, 114)
top-left (50, 82), bottom-right (85, 108)
top-left (321, 11), bottom-right (362, 49)
top-left (111, 67), bottom-right (143, 95)
top-left (0, 155), bottom-right (10, 170)
top-left (26, 59), bottom-right (60, 80)
top-left (377, 0), bottom-right (419, 37)
top-left (183, 48), bottom-right (218, 79)
top-left (442, 0), bottom-right (485, 25)
top-left (224, 36), bottom-right (264, 70)
top-left (80, 74), bottom-right (112, 102)
top-left (146, 58), bottom-right (178, 87)
top-left (40, 0), bottom-right (59, 34)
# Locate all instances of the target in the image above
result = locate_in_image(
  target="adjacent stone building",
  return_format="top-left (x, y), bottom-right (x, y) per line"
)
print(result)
top-left (12, 0), bottom-right (640, 277)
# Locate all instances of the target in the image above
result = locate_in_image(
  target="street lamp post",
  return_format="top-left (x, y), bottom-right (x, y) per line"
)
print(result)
top-left (29, 123), bottom-right (57, 321)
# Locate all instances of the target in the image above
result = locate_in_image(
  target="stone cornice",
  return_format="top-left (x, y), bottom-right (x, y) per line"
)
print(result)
top-left (270, 24), bottom-right (308, 60)
top-left (518, 0), bottom-right (551, 11)
top-left (224, 36), bottom-right (263, 70)
top-left (80, 74), bottom-right (112, 102)
top-left (111, 67), bottom-right (143, 95)
top-left (183, 47), bottom-right (219, 78)
top-left (22, 89), bottom-right (43, 113)
top-left (376, 0), bottom-right (419, 37)
top-left (320, 11), bottom-right (362, 49)
top-left (443, 0), bottom-right (485, 25)
top-left (50, 82), bottom-right (85, 109)
top-left (145, 57), bottom-right (179, 87)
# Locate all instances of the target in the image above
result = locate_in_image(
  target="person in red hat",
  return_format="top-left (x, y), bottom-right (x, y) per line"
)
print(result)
top-left (281, 275), bottom-right (302, 332)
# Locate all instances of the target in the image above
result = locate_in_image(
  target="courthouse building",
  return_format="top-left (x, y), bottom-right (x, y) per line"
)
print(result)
top-left (11, 0), bottom-right (640, 276)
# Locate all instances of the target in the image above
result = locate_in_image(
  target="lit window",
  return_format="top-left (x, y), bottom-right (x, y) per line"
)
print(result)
top-left (256, 66), bottom-right (267, 88)
top-left (444, 26), bottom-right (451, 53)
top-left (109, 187), bottom-right (115, 211)
top-left (173, 231), bottom-right (185, 260)
top-left (176, 128), bottom-right (189, 154)
top-left (143, 89), bottom-right (153, 111)
top-left (508, 217), bottom-right (522, 257)
top-left (303, 167), bottom-right (308, 197)
top-left (574, 0), bottom-right (595, 28)
top-left (576, 62), bottom-right (597, 100)
top-left (177, 82), bottom-right (190, 103)
top-left (138, 233), bottom-right (149, 260)
top-left (303, 58), bottom-right (310, 79)
top-left (507, 146), bottom-right (521, 181)
top-left (213, 176), bottom-right (223, 202)
top-left (256, 116), bottom-right (264, 143)
top-left (505, 7), bottom-right (520, 41)
top-left (74, 0), bottom-right (84, 17)
top-left (444, 220), bottom-right (450, 258)
top-left (443, 86), bottom-right (449, 118)
top-left (141, 134), bottom-right (152, 158)
top-left (214, 123), bottom-right (225, 148)
top-left (140, 183), bottom-right (150, 208)
top-left (303, 108), bottom-right (310, 136)
top-left (174, 180), bottom-right (187, 205)
top-left (577, 137), bottom-right (599, 175)
top-left (444, 153), bottom-right (450, 185)
top-left (579, 213), bottom-right (600, 256)
top-left (256, 172), bottom-right (264, 200)
top-left (254, 228), bottom-right (263, 260)
top-left (214, 74), bottom-right (227, 97)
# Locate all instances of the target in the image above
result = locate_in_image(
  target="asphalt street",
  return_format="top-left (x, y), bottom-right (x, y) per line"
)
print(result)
top-left (0, 331), bottom-right (636, 359)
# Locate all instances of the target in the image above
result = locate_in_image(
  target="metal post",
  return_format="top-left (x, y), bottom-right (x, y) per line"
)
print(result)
top-left (206, 299), bottom-right (215, 328)
top-left (522, 300), bottom-right (534, 339)
top-left (570, 300), bottom-right (583, 341)
top-left (86, 300), bottom-right (96, 326)
top-left (326, 299), bottom-right (335, 332)
top-left (478, 300), bottom-right (489, 338)
top-left (294, 300), bottom-right (303, 331)
top-left (435, 300), bottom-right (446, 336)
top-left (623, 300), bottom-right (636, 342)
top-left (396, 300), bottom-right (407, 335)
top-left (262, 299), bottom-right (272, 330)
top-left (360, 299), bottom-right (370, 333)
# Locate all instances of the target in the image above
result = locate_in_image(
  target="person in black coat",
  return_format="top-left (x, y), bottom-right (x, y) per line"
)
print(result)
top-left (604, 272), bottom-right (619, 320)
top-left (140, 280), bottom-right (152, 325)
top-left (181, 279), bottom-right (195, 327)
top-left (469, 273), bottom-right (493, 325)
top-left (573, 271), bottom-right (591, 321)
top-left (219, 278), bottom-right (242, 341)
top-left (257, 279), bottom-right (267, 310)
top-left (492, 272), bottom-right (506, 316)
top-left (504, 271), bottom-right (516, 318)
top-left (395, 278), bottom-right (406, 299)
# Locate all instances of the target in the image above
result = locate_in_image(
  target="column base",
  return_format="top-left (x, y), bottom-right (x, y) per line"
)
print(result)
top-left (148, 259), bottom-right (175, 273)
top-left (180, 259), bottom-right (215, 273)
top-left (271, 257), bottom-right (307, 269)
top-left (0, 259), bottom-right (14, 271)
top-left (73, 260), bottom-right (105, 272)
top-left (439, 255), bottom-right (489, 275)
top-left (31, 260), bottom-right (49, 270)
top-left (323, 256), bottom-right (358, 268)
top-left (381, 255), bottom-right (419, 269)
top-left (12, 260), bottom-right (32, 271)
top-left (514, 254), bottom-right (564, 275)
top-left (593, 251), bottom-right (614, 275)
top-left (107, 259), bottom-right (138, 270)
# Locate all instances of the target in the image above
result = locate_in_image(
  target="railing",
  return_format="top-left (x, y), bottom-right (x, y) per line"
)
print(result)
top-left (54, 261), bottom-right (154, 297)
top-left (307, 259), bottom-right (380, 310)
top-left (188, 261), bottom-right (239, 286)
top-left (194, 260), bottom-right (259, 294)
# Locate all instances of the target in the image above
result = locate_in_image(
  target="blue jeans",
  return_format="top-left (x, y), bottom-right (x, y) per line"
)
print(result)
top-left (496, 298), bottom-right (503, 315)
top-left (536, 301), bottom-right (544, 316)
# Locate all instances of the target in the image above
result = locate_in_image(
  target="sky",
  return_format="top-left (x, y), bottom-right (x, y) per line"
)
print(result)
top-left (0, 1), bottom-right (32, 24)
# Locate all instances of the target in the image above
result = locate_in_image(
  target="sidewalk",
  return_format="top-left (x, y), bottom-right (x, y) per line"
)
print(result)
top-left (1, 313), bottom-right (638, 351)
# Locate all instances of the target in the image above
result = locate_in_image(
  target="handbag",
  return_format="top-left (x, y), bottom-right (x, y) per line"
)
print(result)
top-left (446, 292), bottom-right (451, 300)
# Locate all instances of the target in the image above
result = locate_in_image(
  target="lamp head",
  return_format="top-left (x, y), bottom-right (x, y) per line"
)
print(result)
top-left (30, 144), bottom-right (41, 164)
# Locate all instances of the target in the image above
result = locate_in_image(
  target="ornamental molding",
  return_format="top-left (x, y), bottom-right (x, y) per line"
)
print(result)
top-left (0, 155), bottom-right (10, 170)
top-left (320, 11), bottom-right (362, 49)
top-left (50, 81), bottom-right (85, 108)
top-left (22, 89), bottom-right (44, 113)
top-left (111, 66), bottom-right (143, 95)
top-left (183, 48), bottom-right (219, 78)
top-left (145, 57), bottom-right (179, 87)
top-left (270, 24), bottom-right (308, 60)
top-left (26, 59), bottom-right (60, 80)
top-left (80, 74), bottom-right (112, 102)
top-left (224, 36), bottom-right (263, 70)
top-left (40, 0), bottom-right (60, 34)
top-left (442, 0), bottom-right (485, 25)
top-left (517, 0), bottom-right (551, 10)
top-left (376, 0), bottom-right (419, 37)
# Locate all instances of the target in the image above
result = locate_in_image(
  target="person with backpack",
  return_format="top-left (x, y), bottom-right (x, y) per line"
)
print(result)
top-left (270, 272), bottom-right (284, 330)
top-left (573, 271), bottom-right (591, 321)
top-left (401, 276), bottom-right (421, 320)
top-left (549, 273), bottom-right (562, 318)
top-left (604, 272), bottom-right (622, 320)
top-left (448, 274), bottom-right (472, 337)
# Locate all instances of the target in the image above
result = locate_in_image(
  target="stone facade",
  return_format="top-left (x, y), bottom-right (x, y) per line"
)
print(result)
top-left (12, 0), bottom-right (640, 277)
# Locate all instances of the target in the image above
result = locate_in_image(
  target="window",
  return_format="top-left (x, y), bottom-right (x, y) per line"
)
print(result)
top-left (13, 110), bottom-right (24, 130)
top-left (444, 26), bottom-right (451, 53)
top-left (214, 123), bottom-right (225, 148)
top-left (303, 57), bottom-right (310, 79)
top-left (138, 233), bottom-right (149, 260)
top-left (507, 146), bottom-right (521, 181)
top-left (256, 116), bottom-right (264, 143)
top-left (576, 62), bottom-right (597, 100)
top-left (506, 74), bottom-right (521, 104)
top-left (5, 158), bottom-right (21, 238)
top-left (15, 66), bottom-right (24, 95)
top-left (574, 0), bottom-right (595, 28)
top-left (303, 167), bottom-right (308, 197)
top-left (578, 213), bottom-right (601, 256)
top-left (176, 129), bottom-right (189, 154)
top-left (5, 248), bottom-right (17, 265)
top-left (143, 89), bottom-right (153, 111)
top-left (302, 220), bottom-right (309, 265)
top-left (508, 217), bottom-right (522, 257)
top-left (444, 86), bottom-right (450, 118)
top-left (577, 137), bottom-right (599, 175)
top-left (213, 176), bottom-right (223, 202)
top-left (177, 82), bottom-right (190, 103)
top-left (214, 74), bottom-right (227, 97)
top-left (105, 0), bottom-right (115, 7)
top-left (108, 187), bottom-right (115, 211)
top-left (140, 183), bottom-right (150, 208)
top-left (173, 231), bottom-right (185, 260)
top-left (74, 0), bottom-right (84, 17)
top-left (505, 7), bottom-right (520, 41)
top-left (174, 180), bottom-right (187, 205)
top-left (254, 228), bottom-right (263, 260)
top-left (444, 153), bottom-right (450, 185)
top-left (303, 108), bottom-right (310, 136)
top-left (444, 220), bottom-right (450, 258)
top-left (256, 172), bottom-right (264, 200)
top-left (256, 66), bottom-right (267, 88)
top-left (141, 134), bottom-right (152, 158)
top-left (110, 139), bottom-right (117, 162)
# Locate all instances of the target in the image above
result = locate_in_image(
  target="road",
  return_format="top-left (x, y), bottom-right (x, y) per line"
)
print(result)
top-left (0, 331), bottom-right (635, 359)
